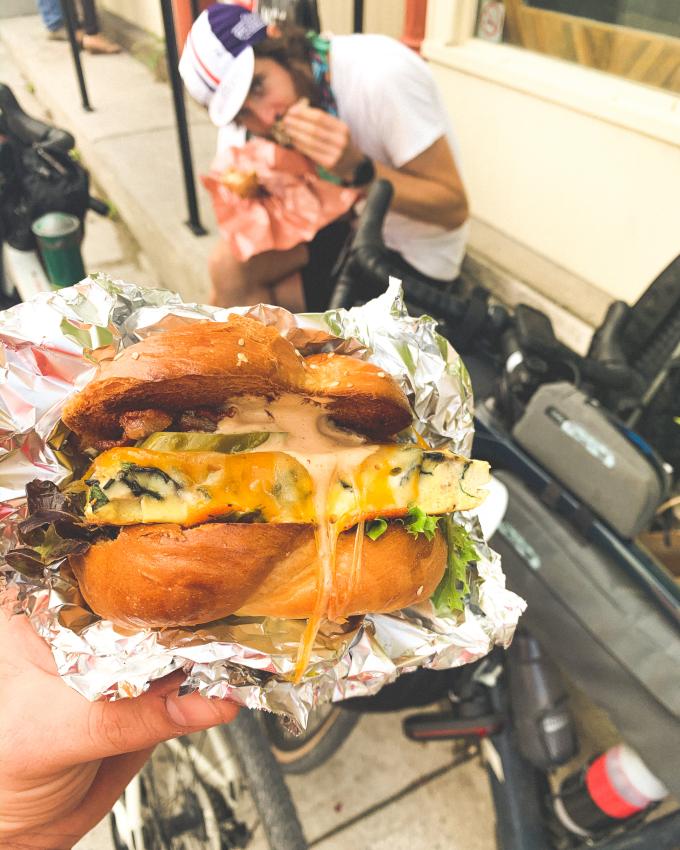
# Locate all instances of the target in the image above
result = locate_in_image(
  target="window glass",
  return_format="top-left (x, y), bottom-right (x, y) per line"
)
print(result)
top-left (523, 0), bottom-right (680, 40)
top-left (493, 0), bottom-right (680, 93)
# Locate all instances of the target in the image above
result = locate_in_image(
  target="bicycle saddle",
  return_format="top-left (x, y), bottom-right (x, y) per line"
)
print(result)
top-left (0, 84), bottom-right (74, 152)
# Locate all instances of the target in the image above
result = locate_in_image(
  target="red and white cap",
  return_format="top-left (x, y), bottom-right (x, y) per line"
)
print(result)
top-left (179, 3), bottom-right (267, 126)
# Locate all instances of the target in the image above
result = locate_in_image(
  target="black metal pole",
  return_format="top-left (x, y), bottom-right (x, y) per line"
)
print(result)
top-left (60, 0), bottom-right (93, 111)
top-left (160, 0), bottom-right (207, 235)
top-left (353, 0), bottom-right (364, 33)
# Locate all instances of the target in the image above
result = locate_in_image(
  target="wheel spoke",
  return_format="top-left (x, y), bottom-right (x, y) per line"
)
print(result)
top-left (110, 733), bottom-right (256, 850)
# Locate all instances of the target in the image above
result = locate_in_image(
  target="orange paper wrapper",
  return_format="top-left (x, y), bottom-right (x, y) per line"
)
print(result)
top-left (202, 138), bottom-right (359, 262)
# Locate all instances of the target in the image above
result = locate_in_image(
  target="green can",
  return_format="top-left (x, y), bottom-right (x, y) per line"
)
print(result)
top-left (31, 211), bottom-right (86, 289)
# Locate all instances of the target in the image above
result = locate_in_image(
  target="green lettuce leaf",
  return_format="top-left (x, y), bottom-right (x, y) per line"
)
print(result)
top-left (404, 505), bottom-right (440, 541)
top-left (365, 506), bottom-right (441, 543)
top-left (5, 480), bottom-right (102, 578)
top-left (365, 518), bottom-right (388, 540)
top-left (431, 516), bottom-right (478, 615)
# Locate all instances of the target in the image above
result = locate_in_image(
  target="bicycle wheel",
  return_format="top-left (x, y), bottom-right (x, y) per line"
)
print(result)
top-left (110, 727), bottom-right (255, 850)
top-left (263, 704), bottom-right (360, 774)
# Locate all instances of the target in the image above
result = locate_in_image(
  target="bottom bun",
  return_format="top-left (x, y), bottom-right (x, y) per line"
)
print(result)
top-left (69, 522), bottom-right (447, 629)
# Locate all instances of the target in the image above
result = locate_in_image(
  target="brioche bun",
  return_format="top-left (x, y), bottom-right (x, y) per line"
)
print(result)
top-left (70, 522), bottom-right (447, 629)
top-left (62, 315), bottom-right (412, 445)
top-left (61, 316), bottom-right (462, 639)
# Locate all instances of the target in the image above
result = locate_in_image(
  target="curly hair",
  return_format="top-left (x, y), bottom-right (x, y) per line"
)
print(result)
top-left (252, 23), bottom-right (320, 106)
top-left (252, 22), bottom-right (314, 67)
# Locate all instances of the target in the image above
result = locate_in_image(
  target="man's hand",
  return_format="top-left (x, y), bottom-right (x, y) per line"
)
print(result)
top-left (283, 103), bottom-right (468, 229)
top-left (0, 597), bottom-right (239, 849)
top-left (282, 100), bottom-right (364, 182)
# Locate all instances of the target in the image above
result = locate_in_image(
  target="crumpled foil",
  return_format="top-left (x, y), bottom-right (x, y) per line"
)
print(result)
top-left (0, 275), bottom-right (525, 727)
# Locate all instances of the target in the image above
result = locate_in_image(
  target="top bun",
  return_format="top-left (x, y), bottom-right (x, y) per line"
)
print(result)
top-left (62, 316), bottom-right (412, 443)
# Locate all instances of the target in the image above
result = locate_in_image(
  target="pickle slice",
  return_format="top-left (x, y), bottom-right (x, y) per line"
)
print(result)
top-left (137, 431), bottom-right (279, 454)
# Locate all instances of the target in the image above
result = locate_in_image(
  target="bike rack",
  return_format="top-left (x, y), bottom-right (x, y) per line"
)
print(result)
top-left (61, 0), bottom-right (92, 111)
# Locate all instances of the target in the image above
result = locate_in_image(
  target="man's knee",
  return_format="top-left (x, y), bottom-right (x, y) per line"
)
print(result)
top-left (208, 242), bottom-right (249, 307)
top-left (209, 241), bottom-right (241, 285)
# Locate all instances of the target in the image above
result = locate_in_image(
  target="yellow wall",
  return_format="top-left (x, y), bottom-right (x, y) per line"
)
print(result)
top-left (100, 1), bottom-right (405, 40)
top-left (424, 0), bottom-right (680, 305)
top-left (98, 0), bottom-right (164, 37)
top-left (363, 0), bottom-right (405, 38)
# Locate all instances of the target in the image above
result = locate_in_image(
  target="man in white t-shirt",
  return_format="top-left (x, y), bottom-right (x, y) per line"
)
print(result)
top-left (180, 3), bottom-right (469, 311)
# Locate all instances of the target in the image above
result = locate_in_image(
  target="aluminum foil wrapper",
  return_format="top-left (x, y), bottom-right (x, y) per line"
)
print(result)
top-left (0, 275), bottom-right (525, 727)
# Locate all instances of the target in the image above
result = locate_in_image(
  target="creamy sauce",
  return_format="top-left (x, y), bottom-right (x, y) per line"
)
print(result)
top-left (216, 394), bottom-right (367, 454)
top-left (217, 395), bottom-right (377, 680)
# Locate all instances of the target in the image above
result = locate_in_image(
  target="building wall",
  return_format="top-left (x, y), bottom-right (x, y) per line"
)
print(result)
top-left (98, 0), bottom-right (165, 37)
top-left (0, 0), bottom-right (35, 17)
top-left (98, 1), bottom-right (404, 40)
top-left (424, 0), bottom-right (680, 306)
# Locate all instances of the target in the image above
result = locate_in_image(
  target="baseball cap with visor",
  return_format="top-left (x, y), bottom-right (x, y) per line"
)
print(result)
top-left (178, 3), bottom-right (267, 127)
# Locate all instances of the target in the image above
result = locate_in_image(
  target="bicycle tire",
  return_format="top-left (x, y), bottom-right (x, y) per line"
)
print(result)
top-left (225, 709), bottom-right (309, 850)
top-left (109, 730), bottom-right (253, 850)
top-left (263, 705), bottom-right (360, 774)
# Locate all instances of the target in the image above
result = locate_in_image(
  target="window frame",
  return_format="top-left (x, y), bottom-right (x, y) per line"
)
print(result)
top-left (422, 1), bottom-right (680, 150)
top-left (502, 0), bottom-right (680, 93)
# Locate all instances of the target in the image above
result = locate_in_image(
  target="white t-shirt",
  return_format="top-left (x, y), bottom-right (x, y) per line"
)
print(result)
top-left (329, 34), bottom-right (468, 280)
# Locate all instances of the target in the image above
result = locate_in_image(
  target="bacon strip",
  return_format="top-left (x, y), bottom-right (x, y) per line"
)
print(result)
top-left (119, 409), bottom-right (173, 441)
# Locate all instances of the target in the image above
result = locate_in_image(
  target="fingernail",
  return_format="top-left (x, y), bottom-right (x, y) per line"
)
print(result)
top-left (165, 692), bottom-right (222, 727)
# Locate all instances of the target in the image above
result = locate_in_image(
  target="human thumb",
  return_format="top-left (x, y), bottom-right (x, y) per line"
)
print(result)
top-left (75, 675), bottom-right (240, 764)
top-left (164, 688), bottom-right (240, 728)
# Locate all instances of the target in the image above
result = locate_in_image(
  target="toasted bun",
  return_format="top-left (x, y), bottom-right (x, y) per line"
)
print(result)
top-left (69, 522), bottom-right (446, 629)
top-left (62, 316), bottom-right (412, 444)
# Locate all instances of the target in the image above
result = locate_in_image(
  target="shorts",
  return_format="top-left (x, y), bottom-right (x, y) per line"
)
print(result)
top-left (301, 218), bottom-right (457, 313)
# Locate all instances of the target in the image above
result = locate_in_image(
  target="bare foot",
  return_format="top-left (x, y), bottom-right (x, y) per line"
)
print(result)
top-left (80, 33), bottom-right (121, 54)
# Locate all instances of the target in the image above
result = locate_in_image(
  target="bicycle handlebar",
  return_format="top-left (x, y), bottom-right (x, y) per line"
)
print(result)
top-left (87, 197), bottom-right (110, 217)
top-left (329, 180), bottom-right (467, 324)
top-left (329, 179), bottom-right (633, 393)
top-left (352, 179), bottom-right (394, 251)
top-left (329, 180), bottom-right (393, 311)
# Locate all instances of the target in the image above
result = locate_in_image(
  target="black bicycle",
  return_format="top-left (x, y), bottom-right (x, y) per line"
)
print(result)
top-left (263, 180), bottom-right (680, 850)
top-left (0, 83), bottom-right (109, 304)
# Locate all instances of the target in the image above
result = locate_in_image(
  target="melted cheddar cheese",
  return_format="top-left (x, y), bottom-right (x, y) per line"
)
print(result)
top-left (83, 445), bottom-right (488, 530)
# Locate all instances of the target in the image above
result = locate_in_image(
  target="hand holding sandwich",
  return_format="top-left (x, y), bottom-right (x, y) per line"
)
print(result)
top-left (281, 99), bottom-right (365, 184)
top-left (0, 596), bottom-right (238, 848)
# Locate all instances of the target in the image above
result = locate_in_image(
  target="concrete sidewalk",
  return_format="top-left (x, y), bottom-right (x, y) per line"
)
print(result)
top-left (0, 17), bottom-right (496, 850)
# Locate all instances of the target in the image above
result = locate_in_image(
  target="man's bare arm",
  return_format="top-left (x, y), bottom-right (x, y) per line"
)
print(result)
top-left (373, 136), bottom-right (468, 230)
top-left (282, 103), bottom-right (467, 230)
